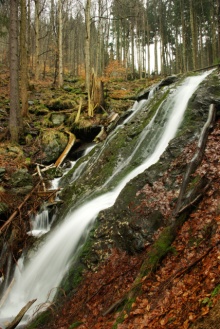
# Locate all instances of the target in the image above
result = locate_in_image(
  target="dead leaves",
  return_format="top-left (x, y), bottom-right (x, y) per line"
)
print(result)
top-left (40, 120), bottom-right (220, 329)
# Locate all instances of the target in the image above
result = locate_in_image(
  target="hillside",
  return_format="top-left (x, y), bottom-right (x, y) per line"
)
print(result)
top-left (0, 70), bottom-right (220, 329)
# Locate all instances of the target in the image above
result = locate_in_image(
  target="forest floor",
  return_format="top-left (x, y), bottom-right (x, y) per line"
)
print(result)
top-left (0, 69), bottom-right (151, 217)
top-left (0, 69), bottom-right (220, 329)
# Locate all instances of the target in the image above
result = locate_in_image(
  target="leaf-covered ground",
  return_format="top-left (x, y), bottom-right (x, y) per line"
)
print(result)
top-left (38, 119), bottom-right (220, 329)
top-left (1, 68), bottom-right (220, 329)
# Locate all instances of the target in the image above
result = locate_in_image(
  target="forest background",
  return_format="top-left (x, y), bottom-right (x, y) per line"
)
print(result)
top-left (0, 0), bottom-right (220, 143)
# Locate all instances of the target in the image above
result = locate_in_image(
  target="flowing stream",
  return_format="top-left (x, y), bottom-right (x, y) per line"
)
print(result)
top-left (0, 71), bottom-right (212, 323)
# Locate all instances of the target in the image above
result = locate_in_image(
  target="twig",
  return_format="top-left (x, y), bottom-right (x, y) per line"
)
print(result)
top-left (36, 165), bottom-right (46, 192)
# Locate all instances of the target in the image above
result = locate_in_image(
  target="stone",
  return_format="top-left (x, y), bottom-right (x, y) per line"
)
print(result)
top-left (10, 169), bottom-right (33, 188)
top-left (41, 130), bottom-right (68, 164)
top-left (50, 113), bottom-right (66, 126)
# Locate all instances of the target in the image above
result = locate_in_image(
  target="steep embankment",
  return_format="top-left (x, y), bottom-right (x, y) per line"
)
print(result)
top-left (25, 71), bottom-right (220, 329)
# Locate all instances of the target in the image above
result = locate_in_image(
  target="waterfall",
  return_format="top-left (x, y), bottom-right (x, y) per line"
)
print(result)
top-left (0, 71), bottom-right (212, 323)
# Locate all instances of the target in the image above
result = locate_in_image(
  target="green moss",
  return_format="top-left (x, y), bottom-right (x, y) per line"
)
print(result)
top-left (58, 225), bottom-right (99, 297)
top-left (26, 310), bottom-right (52, 329)
top-left (112, 314), bottom-right (125, 329)
top-left (211, 284), bottom-right (220, 297)
top-left (68, 322), bottom-right (84, 329)
top-left (146, 226), bottom-right (173, 268)
top-left (200, 284), bottom-right (220, 308)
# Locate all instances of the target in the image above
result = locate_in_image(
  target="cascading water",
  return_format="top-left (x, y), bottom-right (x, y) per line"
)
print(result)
top-left (0, 71), bottom-right (213, 324)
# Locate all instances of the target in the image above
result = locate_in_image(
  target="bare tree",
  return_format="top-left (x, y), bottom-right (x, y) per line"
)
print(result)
top-left (9, 0), bottom-right (22, 141)
top-left (58, 0), bottom-right (63, 87)
top-left (20, 0), bottom-right (28, 116)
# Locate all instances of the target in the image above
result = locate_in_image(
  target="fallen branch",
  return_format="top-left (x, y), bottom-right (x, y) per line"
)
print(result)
top-left (0, 182), bottom-right (41, 235)
top-left (36, 165), bottom-right (46, 192)
top-left (55, 131), bottom-right (76, 167)
top-left (5, 299), bottom-right (37, 329)
top-left (32, 164), bottom-right (55, 176)
top-left (155, 241), bottom-right (219, 297)
top-left (174, 104), bottom-right (216, 215)
top-left (75, 98), bottom-right (82, 123)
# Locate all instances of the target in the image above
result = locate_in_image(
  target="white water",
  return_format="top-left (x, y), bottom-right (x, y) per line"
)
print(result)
top-left (28, 208), bottom-right (50, 237)
top-left (0, 71), bottom-right (212, 321)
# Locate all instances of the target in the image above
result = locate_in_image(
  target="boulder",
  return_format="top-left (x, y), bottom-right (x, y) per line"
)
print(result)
top-left (10, 168), bottom-right (33, 188)
top-left (41, 130), bottom-right (68, 164)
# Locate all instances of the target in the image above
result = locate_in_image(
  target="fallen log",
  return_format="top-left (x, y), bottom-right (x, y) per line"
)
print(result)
top-left (55, 131), bottom-right (76, 167)
top-left (5, 299), bottom-right (37, 329)
top-left (174, 103), bottom-right (216, 215)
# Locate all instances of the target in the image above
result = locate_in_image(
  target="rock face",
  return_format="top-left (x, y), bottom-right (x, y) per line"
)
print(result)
top-left (56, 71), bottom-right (220, 274)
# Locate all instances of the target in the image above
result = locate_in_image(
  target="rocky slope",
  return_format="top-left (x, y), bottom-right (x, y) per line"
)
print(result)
top-left (0, 70), bottom-right (220, 329)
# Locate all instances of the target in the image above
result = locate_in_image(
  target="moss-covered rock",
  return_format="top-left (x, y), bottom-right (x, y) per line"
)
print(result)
top-left (40, 129), bottom-right (68, 164)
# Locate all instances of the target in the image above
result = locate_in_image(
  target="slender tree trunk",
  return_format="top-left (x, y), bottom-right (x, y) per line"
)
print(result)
top-left (9, 0), bottom-right (22, 142)
top-left (146, 4), bottom-right (151, 77)
top-left (217, 0), bottom-right (220, 59)
top-left (154, 34), bottom-right (158, 75)
top-left (130, 21), bottom-right (135, 79)
top-left (211, 3), bottom-right (217, 63)
top-left (180, 0), bottom-right (187, 72)
top-left (34, 0), bottom-right (40, 80)
top-left (189, 0), bottom-right (198, 70)
top-left (20, 0), bottom-right (28, 116)
top-left (199, 23), bottom-right (204, 68)
top-left (159, 0), bottom-right (165, 75)
top-left (85, 0), bottom-right (93, 116)
top-left (58, 0), bottom-right (63, 87)
top-left (175, 27), bottom-right (179, 74)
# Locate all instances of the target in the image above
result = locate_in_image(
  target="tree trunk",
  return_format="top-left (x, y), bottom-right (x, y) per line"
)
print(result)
top-left (58, 0), bottom-right (63, 87)
top-left (130, 21), bottom-right (135, 79)
top-left (180, 0), bottom-right (187, 72)
top-left (9, 0), bottom-right (22, 142)
top-left (146, 2), bottom-right (151, 77)
top-left (85, 0), bottom-right (93, 116)
top-left (211, 3), bottom-right (217, 63)
top-left (154, 34), bottom-right (158, 75)
top-left (189, 0), bottom-right (198, 70)
top-left (217, 0), bottom-right (220, 59)
top-left (20, 0), bottom-right (28, 116)
top-left (34, 0), bottom-right (40, 80)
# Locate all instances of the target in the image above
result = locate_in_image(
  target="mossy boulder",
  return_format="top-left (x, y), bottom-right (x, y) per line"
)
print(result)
top-left (41, 130), bottom-right (68, 164)
top-left (10, 168), bottom-right (33, 188)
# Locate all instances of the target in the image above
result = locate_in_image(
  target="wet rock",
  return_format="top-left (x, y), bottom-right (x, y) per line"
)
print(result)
top-left (136, 88), bottom-right (150, 101)
top-left (72, 125), bottom-right (103, 142)
top-left (159, 75), bottom-right (178, 88)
